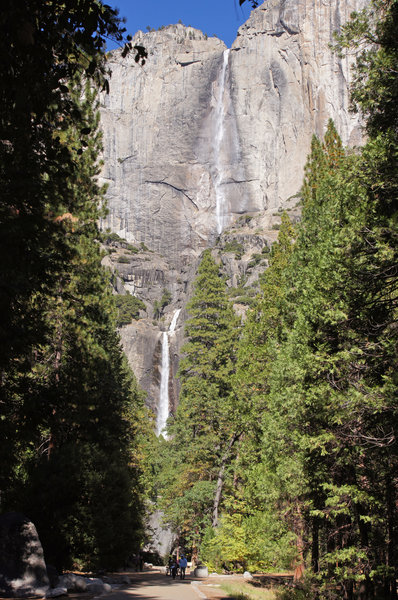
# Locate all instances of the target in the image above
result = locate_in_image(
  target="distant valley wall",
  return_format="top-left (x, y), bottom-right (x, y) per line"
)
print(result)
top-left (99, 0), bottom-right (369, 418)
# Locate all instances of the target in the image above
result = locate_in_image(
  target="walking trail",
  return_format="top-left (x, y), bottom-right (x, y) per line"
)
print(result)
top-left (103, 569), bottom-right (228, 600)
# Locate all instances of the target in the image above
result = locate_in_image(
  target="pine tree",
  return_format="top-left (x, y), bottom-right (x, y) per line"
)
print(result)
top-left (160, 250), bottom-right (241, 556)
top-left (268, 115), bottom-right (397, 597)
top-left (0, 5), bottom-right (148, 569)
top-left (203, 214), bottom-right (300, 573)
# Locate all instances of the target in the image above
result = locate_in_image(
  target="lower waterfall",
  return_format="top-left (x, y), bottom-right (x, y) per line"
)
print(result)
top-left (156, 309), bottom-right (181, 438)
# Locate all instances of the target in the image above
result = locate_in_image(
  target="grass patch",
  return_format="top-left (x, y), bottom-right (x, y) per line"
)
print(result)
top-left (220, 582), bottom-right (277, 600)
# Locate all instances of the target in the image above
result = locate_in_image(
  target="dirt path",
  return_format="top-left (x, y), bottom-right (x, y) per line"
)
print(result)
top-left (103, 570), bottom-right (227, 600)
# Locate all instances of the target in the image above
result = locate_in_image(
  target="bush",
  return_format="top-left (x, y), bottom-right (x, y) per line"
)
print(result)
top-left (247, 253), bottom-right (263, 269)
top-left (223, 241), bottom-right (244, 260)
top-left (101, 231), bottom-right (123, 243)
top-left (115, 294), bottom-right (146, 326)
top-left (117, 256), bottom-right (130, 264)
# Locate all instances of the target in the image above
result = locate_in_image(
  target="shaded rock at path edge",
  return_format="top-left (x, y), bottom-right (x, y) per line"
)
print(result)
top-left (0, 512), bottom-right (50, 597)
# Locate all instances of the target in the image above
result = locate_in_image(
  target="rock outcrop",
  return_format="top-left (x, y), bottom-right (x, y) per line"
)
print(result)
top-left (100, 0), bottom-right (367, 268)
top-left (0, 513), bottom-right (50, 598)
top-left (99, 0), bottom-right (369, 422)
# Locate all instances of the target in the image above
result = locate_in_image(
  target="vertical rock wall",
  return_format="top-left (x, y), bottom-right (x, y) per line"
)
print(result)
top-left (229, 0), bottom-right (366, 216)
top-left (100, 0), bottom-right (369, 419)
top-left (100, 0), bottom-right (368, 268)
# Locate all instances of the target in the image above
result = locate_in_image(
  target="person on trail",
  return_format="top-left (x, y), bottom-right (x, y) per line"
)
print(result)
top-left (179, 555), bottom-right (188, 579)
top-left (166, 555), bottom-right (173, 576)
top-left (171, 557), bottom-right (179, 580)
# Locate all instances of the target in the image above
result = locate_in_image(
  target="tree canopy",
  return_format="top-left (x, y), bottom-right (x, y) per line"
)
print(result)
top-left (0, 0), bottom-right (149, 570)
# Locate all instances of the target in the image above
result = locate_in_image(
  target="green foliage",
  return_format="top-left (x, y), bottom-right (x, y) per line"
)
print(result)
top-left (0, 3), bottom-right (148, 570)
top-left (117, 255), bottom-right (131, 263)
top-left (158, 250), bottom-right (241, 556)
top-left (223, 241), bottom-right (245, 259)
top-left (102, 231), bottom-right (124, 243)
top-left (247, 253), bottom-right (265, 270)
top-left (153, 289), bottom-right (172, 319)
top-left (115, 294), bottom-right (146, 326)
top-left (161, 288), bottom-right (172, 308)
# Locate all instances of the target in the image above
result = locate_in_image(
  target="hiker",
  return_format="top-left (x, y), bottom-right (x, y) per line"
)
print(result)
top-left (166, 555), bottom-right (173, 576)
top-left (132, 554), bottom-right (139, 571)
top-left (179, 555), bottom-right (188, 579)
top-left (171, 557), bottom-right (179, 579)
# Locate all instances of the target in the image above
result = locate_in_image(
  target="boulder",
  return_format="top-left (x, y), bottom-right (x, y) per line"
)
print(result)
top-left (0, 512), bottom-right (50, 598)
top-left (58, 573), bottom-right (87, 592)
top-left (243, 571), bottom-right (253, 580)
top-left (193, 566), bottom-right (208, 578)
top-left (45, 587), bottom-right (67, 598)
top-left (85, 580), bottom-right (112, 595)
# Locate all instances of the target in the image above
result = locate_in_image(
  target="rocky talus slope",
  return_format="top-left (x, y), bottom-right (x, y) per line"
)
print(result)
top-left (99, 0), bottom-right (368, 418)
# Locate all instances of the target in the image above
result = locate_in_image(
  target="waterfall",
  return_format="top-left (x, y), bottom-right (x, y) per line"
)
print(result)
top-left (169, 309), bottom-right (181, 333)
top-left (214, 49), bottom-right (230, 235)
top-left (156, 309), bottom-right (181, 438)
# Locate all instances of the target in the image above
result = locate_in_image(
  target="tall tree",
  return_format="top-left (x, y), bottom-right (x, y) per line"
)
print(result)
top-left (160, 250), bottom-right (240, 556)
top-left (0, 1), bottom-right (148, 569)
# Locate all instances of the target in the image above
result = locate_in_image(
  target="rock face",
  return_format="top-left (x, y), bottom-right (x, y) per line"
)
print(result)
top-left (0, 513), bottom-right (50, 598)
top-left (100, 0), bottom-right (367, 268)
top-left (99, 0), bottom-right (369, 422)
top-left (229, 0), bottom-right (365, 216)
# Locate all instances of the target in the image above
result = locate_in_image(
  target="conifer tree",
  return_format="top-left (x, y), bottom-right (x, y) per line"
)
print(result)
top-left (201, 214), bottom-right (300, 573)
top-left (0, 3), bottom-right (148, 569)
top-left (269, 115), bottom-right (397, 597)
top-left (160, 250), bottom-right (240, 554)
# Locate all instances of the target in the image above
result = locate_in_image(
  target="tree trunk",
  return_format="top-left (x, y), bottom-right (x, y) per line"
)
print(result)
top-left (386, 474), bottom-right (397, 600)
top-left (311, 516), bottom-right (319, 573)
top-left (212, 433), bottom-right (240, 528)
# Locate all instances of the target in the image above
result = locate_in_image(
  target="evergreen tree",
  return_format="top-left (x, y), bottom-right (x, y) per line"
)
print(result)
top-left (268, 115), bottom-right (397, 598)
top-left (0, 2), bottom-right (148, 569)
top-left (160, 250), bottom-right (241, 557)
top-left (201, 215), bottom-right (300, 573)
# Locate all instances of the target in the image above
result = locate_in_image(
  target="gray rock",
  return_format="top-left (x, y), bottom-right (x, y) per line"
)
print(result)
top-left (58, 573), bottom-right (87, 592)
top-left (243, 571), bottom-right (253, 580)
top-left (99, 1), bottom-right (367, 269)
top-left (194, 566), bottom-right (209, 578)
top-left (86, 581), bottom-right (112, 595)
top-left (0, 512), bottom-right (50, 598)
top-left (45, 587), bottom-right (67, 597)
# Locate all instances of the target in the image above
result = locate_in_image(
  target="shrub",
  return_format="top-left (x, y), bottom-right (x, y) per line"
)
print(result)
top-left (223, 241), bottom-right (244, 260)
top-left (115, 294), bottom-right (146, 326)
top-left (101, 231), bottom-right (123, 243)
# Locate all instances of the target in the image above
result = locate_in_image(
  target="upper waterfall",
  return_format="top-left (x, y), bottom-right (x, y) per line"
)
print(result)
top-left (214, 49), bottom-right (230, 235)
top-left (100, 0), bottom-right (366, 268)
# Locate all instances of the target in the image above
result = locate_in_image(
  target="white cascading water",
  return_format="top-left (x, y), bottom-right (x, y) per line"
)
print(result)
top-left (156, 308), bottom-right (181, 438)
top-left (214, 49), bottom-right (230, 235)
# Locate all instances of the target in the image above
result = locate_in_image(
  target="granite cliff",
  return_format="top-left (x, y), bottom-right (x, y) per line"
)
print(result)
top-left (99, 0), bottom-right (368, 421)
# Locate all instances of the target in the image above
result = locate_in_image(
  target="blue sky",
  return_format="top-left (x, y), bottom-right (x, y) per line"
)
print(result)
top-left (107, 0), bottom-right (256, 50)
